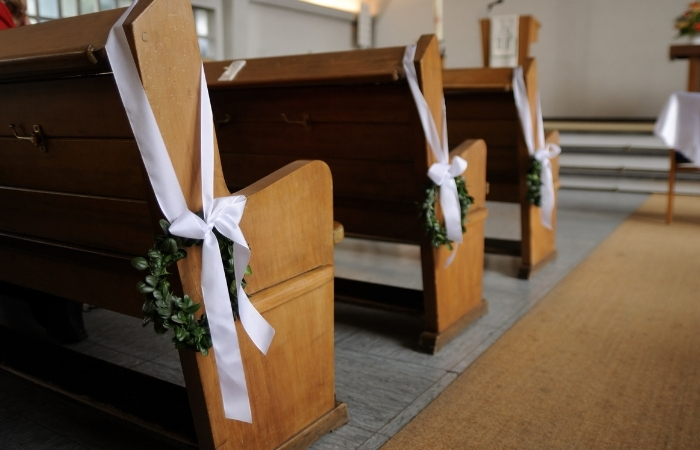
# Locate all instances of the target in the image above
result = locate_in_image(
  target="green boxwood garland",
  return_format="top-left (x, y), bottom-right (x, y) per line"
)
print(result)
top-left (421, 175), bottom-right (474, 250)
top-left (526, 156), bottom-right (543, 207)
top-left (131, 218), bottom-right (250, 356)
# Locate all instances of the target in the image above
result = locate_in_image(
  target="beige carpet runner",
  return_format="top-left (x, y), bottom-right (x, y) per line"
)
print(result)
top-left (383, 194), bottom-right (700, 449)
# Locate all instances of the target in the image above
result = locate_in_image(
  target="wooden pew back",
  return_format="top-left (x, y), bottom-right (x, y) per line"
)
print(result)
top-left (205, 35), bottom-right (479, 244)
top-left (205, 35), bottom-right (489, 352)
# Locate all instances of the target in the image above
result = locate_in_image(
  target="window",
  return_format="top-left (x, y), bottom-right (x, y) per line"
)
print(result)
top-left (193, 7), bottom-right (215, 60)
top-left (25, 0), bottom-right (131, 23)
top-left (24, 0), bottom-right (218, 59)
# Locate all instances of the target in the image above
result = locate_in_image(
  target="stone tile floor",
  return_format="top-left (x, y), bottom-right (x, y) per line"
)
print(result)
top-left (0, 190), bottom-right (650, 449)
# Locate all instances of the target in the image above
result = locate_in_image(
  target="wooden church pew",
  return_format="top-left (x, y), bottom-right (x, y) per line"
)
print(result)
top-left (442, 16), bottom-right (559, 279)
top-left (0, 1), bottom-right (347, 448)
top-left (204, 34), bottom-right (489, 354)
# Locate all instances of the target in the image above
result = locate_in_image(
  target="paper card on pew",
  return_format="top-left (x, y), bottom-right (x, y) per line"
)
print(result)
top-left (490, 14), bottom-right (519, 68)
top-left (219, 60), bottom-right (246, 81)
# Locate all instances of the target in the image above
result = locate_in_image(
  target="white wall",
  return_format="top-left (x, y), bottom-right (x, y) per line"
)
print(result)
top-left (247, 2), bottom-right (355, 57)
top-left (376, 0), bottom-right (691, 118)
top-left (222, 0), bottom-right (356, 59)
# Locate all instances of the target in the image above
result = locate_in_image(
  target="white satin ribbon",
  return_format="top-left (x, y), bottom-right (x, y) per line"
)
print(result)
top-left (403, 45), bottom-right (467, 266)
top-left (106, 1), bottom-right (274, 423)
top-left (512, 66), bottom-right (561, 230)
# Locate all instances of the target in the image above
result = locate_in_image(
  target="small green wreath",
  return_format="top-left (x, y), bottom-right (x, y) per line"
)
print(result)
top-left (421, 175), bottom-right (474, 250)
top-left (131, 218), bottom-right (250, 356)
top-left (526, 156), bottom-right (543, 207)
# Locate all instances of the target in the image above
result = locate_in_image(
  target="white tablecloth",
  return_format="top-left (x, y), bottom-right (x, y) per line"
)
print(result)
top-left (654, 91), bottom-right (700, 166)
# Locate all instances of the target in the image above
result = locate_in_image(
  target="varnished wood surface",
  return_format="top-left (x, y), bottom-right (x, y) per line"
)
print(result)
top-left (670, 44), bottom-right (700, 59)
top-left (207, 34), bottom-right (489, 351)
top-left (0, 9), bottom-right (125, 82)
top-left (422, 139), bottom-right (487, 340)
top-left (205, 46), bottom-right (407, 89)
top-left (0, 1), bottom-right (344, 449)
top-left (670, 45), bottom-right (700, 92)
top-left (0, 74), bottom-right (132, 139)
top-left (443, 67), bottom-right (512, 91)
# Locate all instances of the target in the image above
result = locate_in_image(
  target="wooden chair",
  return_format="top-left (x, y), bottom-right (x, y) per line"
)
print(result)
top-left (0, 1), bottom-right (347, 448)
top-left (442, 16), bottom-right (559, 279)
top-left (204, 35), bottom-right (489, 354)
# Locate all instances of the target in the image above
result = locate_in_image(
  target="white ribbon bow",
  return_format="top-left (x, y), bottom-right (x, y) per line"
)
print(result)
top-left (106, 1), bottom-right (274, 423)
top-left (403, 45), bottom-right (467, 266)
top-left (512, 66), bottom-right (561, 230)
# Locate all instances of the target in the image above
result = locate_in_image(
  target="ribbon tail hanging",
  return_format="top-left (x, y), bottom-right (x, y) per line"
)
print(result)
top-left (538, 158), bottom-right (555, 230)
top-left (403, 44), bottom-right (467, 267)
top-left (200, 233), bottom-right (252, 422)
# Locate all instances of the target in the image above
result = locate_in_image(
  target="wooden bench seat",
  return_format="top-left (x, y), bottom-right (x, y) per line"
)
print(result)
top-left (204, 34), bottom-right (488, 354)
top-left (0, 1), bottom-right (346, 448)
top-left (443, 45), bottom-right (560, 279)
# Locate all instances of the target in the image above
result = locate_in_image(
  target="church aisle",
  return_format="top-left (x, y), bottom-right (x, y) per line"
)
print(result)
top-left (381, 194), bottom-right (700, 449)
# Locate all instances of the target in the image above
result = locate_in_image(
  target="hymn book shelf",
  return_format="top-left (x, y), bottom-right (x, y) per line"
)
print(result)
top-left (205, 34), bottom-right (489, 354)
top-left (0, 1), bottom-right (347, 448)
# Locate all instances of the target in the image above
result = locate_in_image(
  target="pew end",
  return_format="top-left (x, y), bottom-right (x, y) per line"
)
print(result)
top-left (180, 160), bottom-right (348, 449)
top-left (419, 138), bottom-right (489, 354)
top-left (443, 57), bottom-right (559, 279)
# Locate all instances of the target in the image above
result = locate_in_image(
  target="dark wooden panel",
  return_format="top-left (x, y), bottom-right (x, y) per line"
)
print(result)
top-left (0, 74), bottom-right (132, 138)
top-left (0, 233), bottom-right (144, 317)
top-left (445, 92), bottom-right (517, 119)
top-left (210, 84), bottom-right (417, 124)
top-left (217, 121), bottom-right (417, 163)
top-left (483, 145), bottom-right (521, 184)
top-left (222, 154), bottom-right (418, 203)
top-left (0, 188), bottom-right (152, 256)
top-left (0, 138), bottom-right (146, 200)
top-left (335, 204), bottom-right (422, 243)
top-left (487, 183), bottom-right (521, 203)
top-left (447, 119), bottom-right (520, 147)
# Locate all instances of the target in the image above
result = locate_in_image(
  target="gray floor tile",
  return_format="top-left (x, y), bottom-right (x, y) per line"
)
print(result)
top-left (310, 424), bottom-right (375, 450)
top-left (377, 372), bottom-right (459, 437)
top-left (334, 349), bottom-right (446, 433)
top-left (130, 359), bottom-right (186, 387)
top-left (356, 433), bottom-right (391, 450)
top-left (62, 340), bottom-right (145, 369)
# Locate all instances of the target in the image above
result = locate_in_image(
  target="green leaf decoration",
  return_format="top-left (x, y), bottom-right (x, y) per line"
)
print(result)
top-left (131, 257), bottom-right (149, 271)
top-left (526, 156), bottom-right (543, 207)
top-left (131, 216), bottom-right (248, 356)
top-left (420, 175), bottom-right (474, 249)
